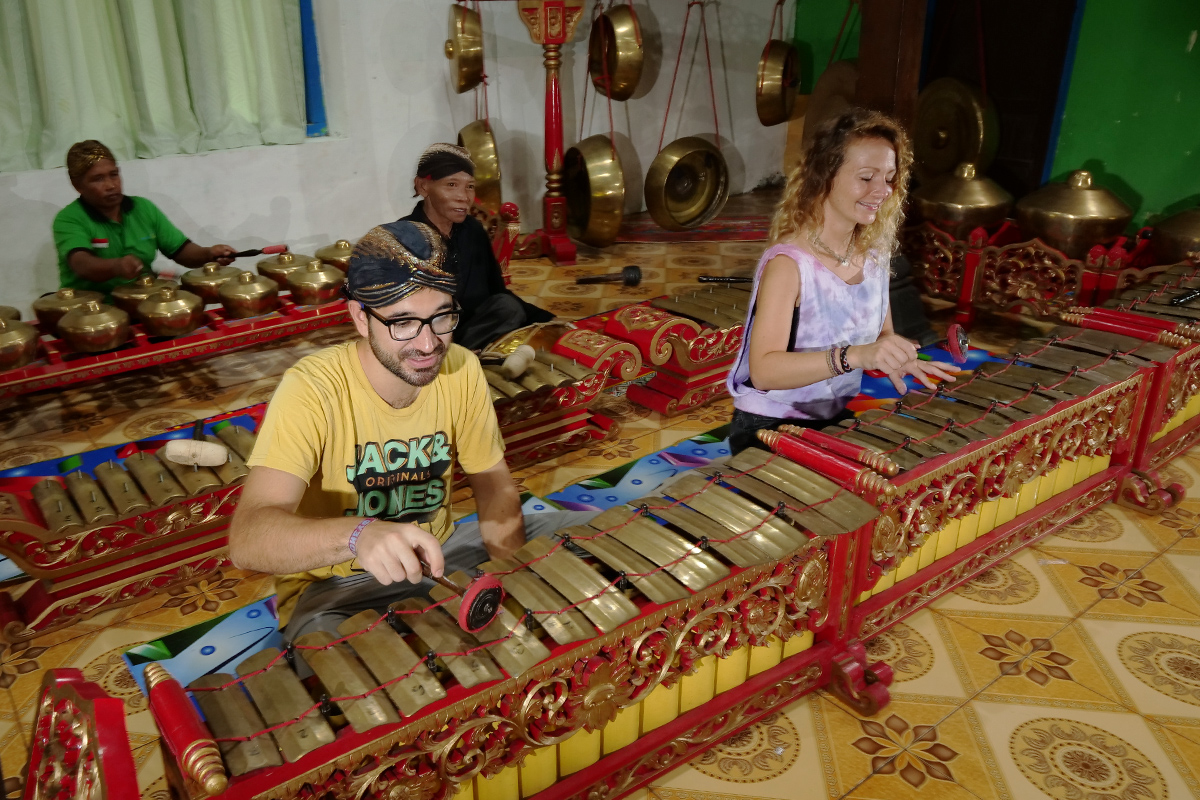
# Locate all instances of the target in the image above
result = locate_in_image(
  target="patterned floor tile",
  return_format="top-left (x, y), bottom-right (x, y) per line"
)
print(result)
top-left (932, 611), bottom-right (1132, 711)
top-left (1075, 614), bottom-right (1200, 719)
top-left (1036, 545), bottom-right (1200, 623)
top-left (965, 699), bottom-right (1192, 800)
top-left (810, 695), bottom-right (1009, 800)
top-left (862, 610), bottom-right (968, 700)
top-left (648, 699), bottom-right (830, 800)
top-left (1145, 719), bottom-right (1200, 797)
top-left (1047, 504), bottom-right (1166, 552)
top-left (1117, 498), bottom-right (1200, 555)
top-left (931, 548), bottom-right (1076, 619)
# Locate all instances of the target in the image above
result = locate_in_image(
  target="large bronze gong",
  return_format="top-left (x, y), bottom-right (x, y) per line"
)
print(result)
top-left (645, 137), bottom-right (729, 231)
top-left (445, 5), bottom-right (483, 94)
top-left (588, 5), bottom-right (642, 101)
top-left (564, 134), bottom-right (625, 247)
top-left (458, 120), bottom-right (502, 215)
top-left (913, 77), bottom-right (998, 181)
top-left (756, 39), bottom-right (799, 127)
top-left (802, 60), bottom-right (858, 148)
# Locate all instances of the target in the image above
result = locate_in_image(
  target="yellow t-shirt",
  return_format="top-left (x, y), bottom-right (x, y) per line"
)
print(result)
top-left (245, 341), bottom-right (505, 624)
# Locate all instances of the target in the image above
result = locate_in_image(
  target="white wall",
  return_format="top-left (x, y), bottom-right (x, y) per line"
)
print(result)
top-left (0, 0), bottom-right (785, 313)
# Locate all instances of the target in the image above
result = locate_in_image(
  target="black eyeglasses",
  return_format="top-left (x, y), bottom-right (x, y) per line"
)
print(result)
top-left (361, 304), bottom-right (460, 341)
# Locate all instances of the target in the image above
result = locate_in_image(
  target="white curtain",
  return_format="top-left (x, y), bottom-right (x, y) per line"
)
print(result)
top-left (0, 0), bottom-right (306, 172)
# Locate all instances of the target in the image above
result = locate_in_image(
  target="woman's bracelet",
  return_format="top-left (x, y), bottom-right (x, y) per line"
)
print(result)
top-left (839, 345), bottom-right (852, 374)
top-left (347, 517), bottom-right (375, 556)
top-left (826, 347), bottom-right (841, 376)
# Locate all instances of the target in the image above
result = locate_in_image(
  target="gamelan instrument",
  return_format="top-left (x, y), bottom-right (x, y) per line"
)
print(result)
top-left (913, 77), bottom-right (998, 182)
top-left (587, 4), bottom-right (643, 101)
top-left (1016, 169), bottom-right (1134, 260)
top-left (459, 120), bottom-right (504, 216)
top-left (135, 443), bottom-right (877, 800)
top-left (445, 3), bottom-right (484, 93)
top-left (909, 162), bottom-right (1013, 241)
top-left (574, 265), bottom-right (641, 286)
top-left (755, 0), bottom-right (799, 127)
top-left (1151, 206), bottom-right (1200, 264)
top-left (697, 275), bottom-right (751, 284)
top-left (564, 134), bottom-right (625, 248)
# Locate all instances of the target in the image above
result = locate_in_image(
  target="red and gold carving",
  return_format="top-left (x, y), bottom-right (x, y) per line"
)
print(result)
top-left (552, 330), bottom-right (643, 381)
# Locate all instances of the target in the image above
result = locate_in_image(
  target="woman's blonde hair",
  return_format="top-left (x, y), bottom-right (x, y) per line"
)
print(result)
top-left (770, 107), bottom-right (913, 260)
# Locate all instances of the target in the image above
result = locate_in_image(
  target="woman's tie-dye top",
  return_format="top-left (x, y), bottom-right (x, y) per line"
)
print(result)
top-left (725, 242), bottom-right (890, 420)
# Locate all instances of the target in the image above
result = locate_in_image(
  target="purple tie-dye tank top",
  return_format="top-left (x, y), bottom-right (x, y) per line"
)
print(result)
top-left (726, 242), bottom-right (890, 420)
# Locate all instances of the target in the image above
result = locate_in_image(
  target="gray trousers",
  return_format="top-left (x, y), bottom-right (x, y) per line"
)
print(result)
top-left (283, 509), bottom-right (600, 644)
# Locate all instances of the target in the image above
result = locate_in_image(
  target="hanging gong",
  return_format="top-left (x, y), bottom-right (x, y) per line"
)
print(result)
top-left (645, 137), bottom-right (729, 232)
top-left (913, 77), bottom-right (998, 181)
top-left (457, 120), bottom-right (502, 215)
top-left (588, 5), bottom-right (643, 101)
top-left (802, 60), bottom-right (858, 148)
top-left (445, 5), bottom-right (483, 94)
top-left (564, 134), bottom-right (625, 247)
top-left (756, 39), bottom-right (799, 127)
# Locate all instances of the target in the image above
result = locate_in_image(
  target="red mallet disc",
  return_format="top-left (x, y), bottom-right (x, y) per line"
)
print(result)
top-left (945, 323), bottom-right (969, 364)
top-left (458, 574), bottom-right (505, 633)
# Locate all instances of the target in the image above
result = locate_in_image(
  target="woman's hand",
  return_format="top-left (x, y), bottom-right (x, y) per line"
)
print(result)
top-left (885, 358), bottom-right (960, 394)
top-left (847, 334), bottom-right (919, 373)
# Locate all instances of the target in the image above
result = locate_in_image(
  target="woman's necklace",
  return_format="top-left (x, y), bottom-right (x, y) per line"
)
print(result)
top-left (810, 229), bottom-right (857, 269)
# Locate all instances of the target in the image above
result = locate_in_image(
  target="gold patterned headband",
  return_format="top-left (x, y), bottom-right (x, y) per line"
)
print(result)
top-left (66, 140), bottom-right (117, 183)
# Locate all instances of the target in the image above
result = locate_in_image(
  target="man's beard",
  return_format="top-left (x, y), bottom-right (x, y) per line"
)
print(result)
top-left (368, 329), bottom-right (448, 387)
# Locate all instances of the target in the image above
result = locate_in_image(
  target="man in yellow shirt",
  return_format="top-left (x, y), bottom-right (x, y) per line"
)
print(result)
top-left (229, 220), bottom-right (595, 641)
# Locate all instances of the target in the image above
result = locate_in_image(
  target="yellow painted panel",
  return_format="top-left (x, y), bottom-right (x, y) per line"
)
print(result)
top-left (783, 628), bottom-right (814, 658)
top-left (458, 778), bottom-right (475, 800)
top-left (558, 728), bottom-right (601, 776)
top-left (894, 550), bottom-right (921, 582)
top-left (602, 704), bottom-right (641, 754)
top-left (957, 511), bottom-right (980, 548)
top-left (871, 568), bottom-right (897, 596)
top-left (857, 588), bottom-right (872, 603)
top-left (1053, 458), bottom-right (1078, 495)
top-left (715, 646), bottom-right (750, 694)
top-left (1074, 455), bottom-right (1093, 480)
top-left (1091, 453), bottom-right (1111, 476)
top-left (916, 531), bottom-right (940, 570)
top-left (936, 518), bottom-right (961, 560)
top-left (995, 494), bottom-right (1018, 527)
top-left (640, 681), bottom-right (679, 733)
top-left (976, 498), bottom-right (999, 536)
top-left (520, 746), bottom-right (558, 798)
top-left (1036, 470), bottom-right (1058, 503)
top-left (1016, 478), bottom-right (1040, 515)
top-left (680, 655), bottom-right (716, 713)
top-left (1151, 426), bottom-right (1166, 442)
top-left (748, 636), bottom-right (783, 676)
top-left (476, 765), bottom-right (520, 800)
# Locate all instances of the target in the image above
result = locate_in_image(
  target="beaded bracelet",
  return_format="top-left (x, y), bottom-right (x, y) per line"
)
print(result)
top-left (826, 347), bottom-right (841, 376)
top-left (839, 345), bottom-right (852, 374)
top-left (347, 517), bottom-right (375, 557)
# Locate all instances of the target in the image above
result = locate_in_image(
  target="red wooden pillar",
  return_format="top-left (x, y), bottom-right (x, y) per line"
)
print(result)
top-left (517, 0), bottom-right (584, 265)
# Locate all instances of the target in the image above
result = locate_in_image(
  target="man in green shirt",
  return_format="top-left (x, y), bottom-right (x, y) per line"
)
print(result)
top-left (52, 140), bottom-right (237, 297)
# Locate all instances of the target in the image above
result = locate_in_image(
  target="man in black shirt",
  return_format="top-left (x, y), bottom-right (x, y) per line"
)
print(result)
top-left (401, 144), bottom-right (552, 350)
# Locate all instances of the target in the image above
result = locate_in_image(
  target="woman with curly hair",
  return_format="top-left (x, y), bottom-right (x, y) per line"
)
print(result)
top-left (725, 107), bottom-right (958, 454)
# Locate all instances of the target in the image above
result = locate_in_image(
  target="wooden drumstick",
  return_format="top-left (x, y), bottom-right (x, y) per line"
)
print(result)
top-left (162, 420), bottom-right (229, 467)
top-left (420, 562), bottom-right (505, 633)
top-left (575, 265), bottom-right (641, 286)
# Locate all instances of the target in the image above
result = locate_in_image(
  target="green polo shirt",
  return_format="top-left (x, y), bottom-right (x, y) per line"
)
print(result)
top-left (52, 196), bottom-right (190, 296)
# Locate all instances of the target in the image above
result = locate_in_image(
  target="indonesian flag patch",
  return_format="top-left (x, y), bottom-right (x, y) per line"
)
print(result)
top-left (91, 238), bottom-right (109, 249)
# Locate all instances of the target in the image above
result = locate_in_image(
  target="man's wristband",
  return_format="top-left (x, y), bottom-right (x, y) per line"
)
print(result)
top-left (347, 518), bottom-right (375, 557)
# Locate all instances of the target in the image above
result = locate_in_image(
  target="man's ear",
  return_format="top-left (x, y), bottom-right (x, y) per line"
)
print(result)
top-left (414, 177), bottom-right (426, 199)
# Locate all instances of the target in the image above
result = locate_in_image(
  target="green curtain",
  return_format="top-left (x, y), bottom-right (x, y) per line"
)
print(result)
top-left (0, 0), bottom-right (41, 172)
top-left (0, 0), bottom-right (305, 172)
top-left (174, 0), bottom-right (306, 151)
top-left (117, 0), bottom-right (200, 157)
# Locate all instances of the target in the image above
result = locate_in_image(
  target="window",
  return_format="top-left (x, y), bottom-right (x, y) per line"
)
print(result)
top-left (0, 0), bottom-right (321, 173)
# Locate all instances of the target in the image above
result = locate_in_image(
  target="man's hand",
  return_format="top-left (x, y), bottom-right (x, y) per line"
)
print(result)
top-left (353, 521), bottom-right (446, 586)
top-left (208, 244), bottom-right (237, 266)
top-left (116, 255), bottom-right (144, 278)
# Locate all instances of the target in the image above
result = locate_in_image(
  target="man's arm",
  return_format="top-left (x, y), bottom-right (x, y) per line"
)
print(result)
top-left (229, 466), bottom-right (447, 584)
top-left (465, 459), bottom-right (525, 560)
top-left (66, 250), bottom-right (144, 282)
top-left (172, 241), bottom-right (236, 268)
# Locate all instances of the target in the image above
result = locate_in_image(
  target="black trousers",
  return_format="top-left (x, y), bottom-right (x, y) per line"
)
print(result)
top-left (456, 293), bottom-right (529, 351)
top-left (728, 407), bottom-right (854, 455)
